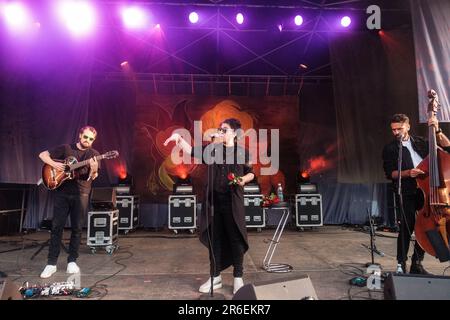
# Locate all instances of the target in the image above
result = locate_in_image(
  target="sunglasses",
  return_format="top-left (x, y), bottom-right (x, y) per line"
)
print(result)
top-left (83, 135), bottom-right (95, 141)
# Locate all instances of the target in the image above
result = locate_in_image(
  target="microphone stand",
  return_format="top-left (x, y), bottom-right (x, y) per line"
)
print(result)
top-left (363, 208), bottom-right (384, 269)
top-left (395, 135), bottom-right (413, 272)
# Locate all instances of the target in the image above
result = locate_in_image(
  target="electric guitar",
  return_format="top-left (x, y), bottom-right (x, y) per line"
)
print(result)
top-left (41, 150), bottom-right (119, 190)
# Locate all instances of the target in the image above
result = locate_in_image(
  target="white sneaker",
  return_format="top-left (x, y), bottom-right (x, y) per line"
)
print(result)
top-left (199, 275), bottom-right (222, 293)
top-left (40, 265), bottom-right (57, 278)
top-left (233, 277), bottom-right (244, 294)
top-left (66, 262), bottom-right (80, 274)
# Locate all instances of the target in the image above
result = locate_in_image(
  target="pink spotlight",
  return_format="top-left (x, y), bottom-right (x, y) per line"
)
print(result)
top-left (2, 3), bottom-right (31, 31)
top-left (189, 12), bottom-right (199, 24)
top-left (120, 61), bottom-right (129, 67)
top-left (121, 7), bottom-right (147, 29)
top-left (294, 15), bottom-right (303, 26)
top-left (155, 23), bottom-right (161, 29)
top-left (236, 13), bottom-right (244, 25)
top-left (278, 24), bottom-right (283, 32)
top-left (340, 16), bottom-right (351, 27)
top-left (57, 1), bottom-right (96, 36)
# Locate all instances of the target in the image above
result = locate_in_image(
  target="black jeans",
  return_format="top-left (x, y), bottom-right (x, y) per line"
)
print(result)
top-left (210, 192), bottom-right (245, 277)
top-left (396, 192), bottom-right (425, 264)
top-left (48, 193), bottom-right (89, 265)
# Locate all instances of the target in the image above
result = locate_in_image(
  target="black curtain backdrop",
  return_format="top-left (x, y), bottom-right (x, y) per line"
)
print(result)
top-left (330, 29), bottom-right (420, 184)
top-left (411, 0), bottom-right (450, 122)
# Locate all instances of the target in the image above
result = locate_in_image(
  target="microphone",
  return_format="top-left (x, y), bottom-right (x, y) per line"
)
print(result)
top-left (209, 133), bottom-right (222, 141)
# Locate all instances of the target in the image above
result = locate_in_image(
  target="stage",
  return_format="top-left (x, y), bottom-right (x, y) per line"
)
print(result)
top-left (0, 225), bottom-right (448, 300)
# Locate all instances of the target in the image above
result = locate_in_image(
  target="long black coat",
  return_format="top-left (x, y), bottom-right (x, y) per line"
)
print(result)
top-left (193, 144), bottom-right (254, 272)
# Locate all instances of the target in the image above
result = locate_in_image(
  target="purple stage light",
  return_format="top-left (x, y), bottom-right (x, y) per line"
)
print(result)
top-left (57, 1), bottom-right (96, 36)
top-left (121, 7), bottom-right (147, 29)
top-left (236, 13), bottom-right (244, 25)
top-left (2, 3), bottom-right (31, 31)
top-left (278, 24), bottom-right (283, 32)
top-left (120, 61), bottom-right (129, 67)
top-left (155, 23), bottom-right (161, 29)
top-left (340, 16), bottom-right (351, 27)
top-left (189, 12), bottom-right (198, 24)
top-left (294, 15), bottom-right (303, 26)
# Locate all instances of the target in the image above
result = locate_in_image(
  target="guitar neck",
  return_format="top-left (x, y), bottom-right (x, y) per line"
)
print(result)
top-left (69, 155), bottom-right (103, 171)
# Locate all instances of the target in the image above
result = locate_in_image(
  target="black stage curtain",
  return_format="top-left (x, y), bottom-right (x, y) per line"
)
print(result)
top-left (411, 0), bottom-right (450, 122)
top-left (330, 29), bottom-right (422, 184)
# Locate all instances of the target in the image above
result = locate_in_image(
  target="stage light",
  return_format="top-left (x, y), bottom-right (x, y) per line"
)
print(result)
top-left (121, 6), bottom-right (148, 29)
top-left (189, 12), bottom-right (199, 24)
top-left (120, 61), bottom-right (129, 67)
top-left (236, 13), bottom-right (244, 25)
top-left (57, 1), bottom-right (96, 36)
top-left (2, 3), bottom-right (31, 31)
top-left (299, 171), bottom-right (310, 183)
top-left (294, 15), bottom-right (303, 26)
top-left (378, 30), bottom-right (384, 36)
top-left (173, 175), bottom-right (193, 194)
top-left (340, 16), bottom-right (351, 27)
top-left (277, 24), bottom-right (283, 32)
top-left (155, 23), bottom-right (161, 29)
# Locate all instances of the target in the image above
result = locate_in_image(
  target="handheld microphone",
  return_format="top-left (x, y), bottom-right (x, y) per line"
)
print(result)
top-left (209, 133), bottom-right (222, 140)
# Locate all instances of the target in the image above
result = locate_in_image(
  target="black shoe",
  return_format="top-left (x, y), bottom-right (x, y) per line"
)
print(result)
top-left (410, 262), bottom-right (430, 275)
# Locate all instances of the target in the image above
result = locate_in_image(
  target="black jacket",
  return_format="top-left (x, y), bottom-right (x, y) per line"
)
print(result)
top-left (382, 135), bottom-right (428, 194)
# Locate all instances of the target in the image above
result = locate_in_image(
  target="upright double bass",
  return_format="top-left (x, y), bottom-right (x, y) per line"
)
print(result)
top-left (415, 89), bottom-right (450, 261)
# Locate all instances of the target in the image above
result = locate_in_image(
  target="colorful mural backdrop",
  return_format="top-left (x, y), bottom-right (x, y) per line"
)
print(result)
top-left (132, 95), bottom-right (299, 202)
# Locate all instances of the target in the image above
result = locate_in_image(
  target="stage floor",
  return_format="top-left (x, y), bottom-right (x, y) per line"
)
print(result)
top-left (0, 226), bottom-right (448, 300)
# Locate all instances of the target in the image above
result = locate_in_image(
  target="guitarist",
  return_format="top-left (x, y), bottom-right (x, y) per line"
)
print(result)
top-left (39, 126), bottom-right (100, 278)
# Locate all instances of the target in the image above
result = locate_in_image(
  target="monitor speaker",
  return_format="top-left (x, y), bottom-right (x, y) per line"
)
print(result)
top-left (91, 187), bottom-right (116, 210)
top-left (0, 278), bottom-right (22, 300)
top-left (233, 274), bottom-right (318, 300)
top-left (384, 273), bottom-right (450, 300)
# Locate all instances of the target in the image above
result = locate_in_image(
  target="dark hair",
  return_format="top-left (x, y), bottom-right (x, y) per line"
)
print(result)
top-left (390, 114), bottom-right (409, 124)
top-left (79, 125), bottom-right (97, 137)
top-left (221, 118), bottom-right (241, 131)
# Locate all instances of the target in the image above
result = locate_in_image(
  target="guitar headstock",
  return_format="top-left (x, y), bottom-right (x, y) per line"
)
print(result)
top-left (102, 150), bottom-right (119, 159)
top-left (427, 89), bottom-right (440, 115)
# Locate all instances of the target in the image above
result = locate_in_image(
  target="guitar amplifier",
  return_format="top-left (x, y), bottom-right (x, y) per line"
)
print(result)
top-left (168, 195), bottom-right (196, 230)
top-left (244, 194), bottom-right (265, 228)
top-left (295, 194), bottom-right (323, 227)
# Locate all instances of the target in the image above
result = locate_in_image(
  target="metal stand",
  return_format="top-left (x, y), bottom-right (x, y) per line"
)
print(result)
top-left (262, 207), bottom-right (293, 273)
top-left (362, 208), bottom-right (384, 270)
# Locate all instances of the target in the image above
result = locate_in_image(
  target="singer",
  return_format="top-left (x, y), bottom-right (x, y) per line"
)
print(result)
top-left (164, 118), bottom-right (255, 295)
top-left (382, 114), bottom-right (450, 274)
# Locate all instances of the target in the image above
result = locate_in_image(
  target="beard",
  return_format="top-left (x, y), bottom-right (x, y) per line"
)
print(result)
top-left (80, 141), bottom-right (91, 149)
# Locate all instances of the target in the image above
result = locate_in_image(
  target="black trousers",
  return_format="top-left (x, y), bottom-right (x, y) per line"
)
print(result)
top-left (210, 192), bottom-right (245, 277)
top-left (48, 193), bottom-right (89, 265)
top-left (396, 192), bottom-right (425, 264)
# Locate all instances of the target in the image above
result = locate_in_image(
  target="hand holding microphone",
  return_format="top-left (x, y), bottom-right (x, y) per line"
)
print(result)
top-left (209, 132), bottom-right (224, 142)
